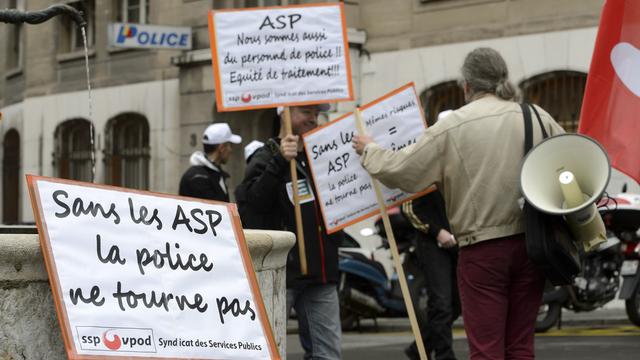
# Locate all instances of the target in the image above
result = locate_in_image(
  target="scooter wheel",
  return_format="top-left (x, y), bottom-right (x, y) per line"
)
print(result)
top-left (535, 302), bottom-right (561, 333)
top-left (625, 283), bottom-right (640, 327)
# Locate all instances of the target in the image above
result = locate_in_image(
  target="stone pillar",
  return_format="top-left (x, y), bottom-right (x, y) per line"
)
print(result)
top-left (0, 229), bottom-right (294, 359)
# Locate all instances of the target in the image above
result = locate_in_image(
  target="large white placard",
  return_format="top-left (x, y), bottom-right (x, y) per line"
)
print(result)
top-left (27, 176), bottom-right (278, 359)
top-left (303, 84), bottom-right (430, 233)
top-left (209, 3), bottom-right (353, 111)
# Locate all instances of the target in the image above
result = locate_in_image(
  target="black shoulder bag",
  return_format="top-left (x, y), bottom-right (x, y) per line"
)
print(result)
top-left (520, 103), bottom-right (581, 286)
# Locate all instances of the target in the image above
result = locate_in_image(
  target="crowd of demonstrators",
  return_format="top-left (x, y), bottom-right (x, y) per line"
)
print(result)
top-left (402, 189), bottom-right (460, 360)
top-left (353, 47), bottom-right (565, 359)
top-left (175, 46), bottom-right (570, 360)
top-left (235, 104), bottom-right (343, 360)
top-left (179, 123), bottom-right (241, 202)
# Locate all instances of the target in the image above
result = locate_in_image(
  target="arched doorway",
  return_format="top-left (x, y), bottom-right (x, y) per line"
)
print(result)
top-left (521, 71), bottom-right (587, 133)
top-left (420, 80), bottom-right (465, 126)
top-left (3, 129), bottom-right (20, 224)
top-left (104, 113), bottom-right (150, 190)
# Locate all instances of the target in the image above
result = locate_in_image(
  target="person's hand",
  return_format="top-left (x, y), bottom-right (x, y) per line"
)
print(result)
top-left (280, 135), bottom-right (299, 162)
top-left (352, 135), bottom-right (374, 155)
top-left (436, 229), bottom-right (457, 249)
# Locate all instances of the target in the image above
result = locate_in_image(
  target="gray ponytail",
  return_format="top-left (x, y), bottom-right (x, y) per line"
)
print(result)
top-left (462, 48), bottom-right (516, 101)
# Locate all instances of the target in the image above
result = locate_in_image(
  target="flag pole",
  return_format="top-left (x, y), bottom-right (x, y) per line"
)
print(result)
top-left (283, 106), bottom-right (308, 275)
top-left (354, 108), bottom-right (428, 360)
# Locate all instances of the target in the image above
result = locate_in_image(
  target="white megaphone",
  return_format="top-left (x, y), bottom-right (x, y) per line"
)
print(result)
top-left (520, 134), bottom-right (611, 251)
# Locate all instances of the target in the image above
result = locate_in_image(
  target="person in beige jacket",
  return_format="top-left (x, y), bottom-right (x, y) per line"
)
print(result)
top-left (353, 48), bottom-right (564, 360)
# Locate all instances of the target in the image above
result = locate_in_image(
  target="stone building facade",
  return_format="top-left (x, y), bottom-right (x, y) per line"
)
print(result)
top-left (1, 0), bottom-right (637, 224)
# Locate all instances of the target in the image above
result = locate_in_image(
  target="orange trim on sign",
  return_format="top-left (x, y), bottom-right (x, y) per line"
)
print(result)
top-left (26, 174), bottom-right (280, 360)
top-left (302, 111), bottom-right (354, 235)
top-left (360, 82), bottom-right (416, 111)
top-left (229, 204), bottom-right (282, 360)
top-left (302, 83), bottom-right (430, 234)
top-left (209, 2), bottom-right (354, 112)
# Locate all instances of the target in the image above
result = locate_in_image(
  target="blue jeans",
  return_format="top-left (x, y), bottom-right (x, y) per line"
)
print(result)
top-left (287, 284), bottom-right (341, 360)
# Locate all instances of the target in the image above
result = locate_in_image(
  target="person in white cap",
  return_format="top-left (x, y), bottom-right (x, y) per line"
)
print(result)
top-left (179, 123), bottom-right (241, 202)
top-left (234, 104), bottom-right (341, 360)
top-left (243, 140), bottom-right (265, 163)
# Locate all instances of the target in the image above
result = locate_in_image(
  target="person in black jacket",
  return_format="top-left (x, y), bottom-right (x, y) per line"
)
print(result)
top-left (235, 104), bottom-right (343, 360)
top-left (179, 123), bottom-right (241, 202)
top-left (402, 191), bottom-right (460, 360)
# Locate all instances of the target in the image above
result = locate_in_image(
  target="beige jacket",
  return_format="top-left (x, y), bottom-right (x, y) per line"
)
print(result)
top-left (361, 95), bottom-right (565, 247)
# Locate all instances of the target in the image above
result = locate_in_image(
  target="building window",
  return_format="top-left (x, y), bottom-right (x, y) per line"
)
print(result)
top-left (245, 0), bottom-right (284, 7)
top-left (59, 0), bottom-right (95, 53)
top-left (213, 0), bottom-right (287, 9)
top-left (117, 0), bottom-right (149, 24)
top-left (54, 119), bottom-right (94, 182)
top-left (105, 114), bottom-right (150, 190)
top-left (3, 129), bottom-right (20, 224)
top-left (521, 71), bottom-right (587, 133)
top-left (420, 81), bottom-right (465, 126)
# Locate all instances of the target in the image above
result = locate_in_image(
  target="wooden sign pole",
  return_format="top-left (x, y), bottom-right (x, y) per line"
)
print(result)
top-left (354, 108), bottom-right (428, 360)
top-left (283, 106), bottom-right (308, 275)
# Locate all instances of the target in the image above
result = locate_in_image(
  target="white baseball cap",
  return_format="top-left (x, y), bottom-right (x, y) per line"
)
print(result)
top-left (202, 123), bottom-right (242, 145)
top-left (276, 104), bottom-right (331, 115)
top-left (244, 140), bottom-right (265, 161)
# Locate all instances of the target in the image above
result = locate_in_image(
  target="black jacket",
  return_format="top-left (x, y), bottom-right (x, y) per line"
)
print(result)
top-left (179, 153), bottom-right (230, 202)
top-left (235, 138), bottom-right (341, 288)
top-left (402, 190), bottom-right (451, 239)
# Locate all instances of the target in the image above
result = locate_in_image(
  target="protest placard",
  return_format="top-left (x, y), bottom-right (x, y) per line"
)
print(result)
top-left (27, 176), bottom-right (278, 359)
top-left (208, 2), bottom-right (353, 111)
top-left (303, 83), bottom-right (432, 233)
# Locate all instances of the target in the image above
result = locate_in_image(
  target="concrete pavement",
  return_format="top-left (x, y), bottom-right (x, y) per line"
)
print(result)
top-left (286, 303), bottom-right (639, 359)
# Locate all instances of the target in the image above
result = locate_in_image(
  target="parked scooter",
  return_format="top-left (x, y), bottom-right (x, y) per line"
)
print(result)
top-left (536, 191), bottom-right (640, 332)
top-left (338, 208), bottom-right (428, 330)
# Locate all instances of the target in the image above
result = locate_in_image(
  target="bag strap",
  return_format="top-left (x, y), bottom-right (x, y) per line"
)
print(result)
top-left (520, 103), bottom-right (549, 155)
top-left (530, 105), bottom-right (549, 139)
top-left (520, 103), bottom-right (534, 154)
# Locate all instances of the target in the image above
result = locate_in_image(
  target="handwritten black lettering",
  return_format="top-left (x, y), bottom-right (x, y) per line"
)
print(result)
top-left (365, 112), bottom-right (389, 127)
top-left (334, 187), bottom-right (358, 203)
top-left (241, 49), bottom-right (287, 67)
top-left (229, 69), bottom-right (263, 86)
top-left (216, 297), bottom-right (256, 324)
top-left (327, 153), bottom-right (350, 175)
top-left (259, 14), bottom-right (301, 30)
top-left (112, 281), bottom-right (208, 313)
top-left (236, 32), bottom-right (261, 46)
top-left (96, 234), bottom-right (126, 265)
top-left (136, 242), bottom-right (214, 276)
top-left (172, 205), bottom-right (193, 232)
top-left (128, 198), bottom-right (162, 230)
top-left (172, 205), bottom-right (222, 236)
top-left (53, 190), bottom-right (120, 224)
top-left (311, 139), bottom-right (338, 160)
top-left (304, 47), bottom-right (333, 63)
top-left (302, 30), bottom-right (328, 42)
top-left (69, 285), bottom-right (105, 306)
top-left (264, 32), bottom-right (300, 44)
top-left (337, 173), bottom-right (358, 190)
top-left (223, 52), bottom-right (238, 64)
top-left (340, 130), bottom-right (354, 145)
top-left (389, 99), bottom-right (417, 116)
top-left (280, 65), bottom-right (340, 80)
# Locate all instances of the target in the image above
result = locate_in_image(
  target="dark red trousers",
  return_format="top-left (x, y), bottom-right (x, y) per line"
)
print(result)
top-left (457, 233), bottom-right (545, 360)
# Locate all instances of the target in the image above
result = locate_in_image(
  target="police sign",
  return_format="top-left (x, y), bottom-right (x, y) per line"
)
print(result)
top-left (109, 23), bottom-right (192, 50)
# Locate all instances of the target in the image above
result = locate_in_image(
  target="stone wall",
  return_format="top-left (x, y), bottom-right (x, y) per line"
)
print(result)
top-left (0, 229), bottom-right (294, 360)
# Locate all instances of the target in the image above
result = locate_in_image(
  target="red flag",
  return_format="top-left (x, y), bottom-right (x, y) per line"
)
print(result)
top-left (579, 0), bottom-right (640, 184)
